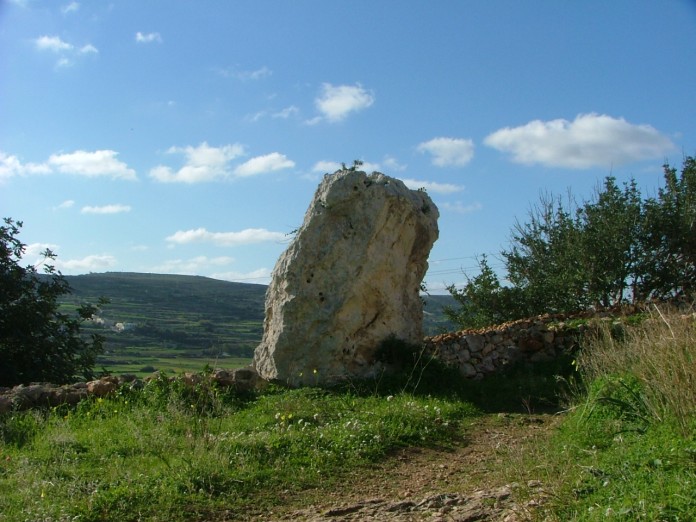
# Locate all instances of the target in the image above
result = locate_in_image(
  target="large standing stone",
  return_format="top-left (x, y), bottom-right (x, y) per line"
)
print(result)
top-left (253, 169), bottom-right (439, 386)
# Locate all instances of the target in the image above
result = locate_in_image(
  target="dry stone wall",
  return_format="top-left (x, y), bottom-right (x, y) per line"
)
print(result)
top-left (423, 313), bottom-right (591, 379)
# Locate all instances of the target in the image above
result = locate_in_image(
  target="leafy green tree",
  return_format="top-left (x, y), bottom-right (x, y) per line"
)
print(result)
top-left (0, 218), bottom-right (105, 386)
top-left (503, 192), bottom-right (588, 315)
top-left (580, 177), bottom-right (643, 306)
top-left (640, 157), bottom-right (696, 300)
top-left (446, 156), bottom-right (695, 329)
top-left (444, 255), bottom-right (525, 329)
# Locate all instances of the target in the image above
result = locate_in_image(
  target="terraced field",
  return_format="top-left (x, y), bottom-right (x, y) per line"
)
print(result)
top-left (61, 273), bottom-right (266, 376)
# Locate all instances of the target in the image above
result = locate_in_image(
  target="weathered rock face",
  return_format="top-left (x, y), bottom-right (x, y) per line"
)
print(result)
top-left (253, 169), bottom-right (439, 386)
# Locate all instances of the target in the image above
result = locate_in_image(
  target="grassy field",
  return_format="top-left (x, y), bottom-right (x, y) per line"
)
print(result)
top-left (2, 304), bottom-right (692, 520)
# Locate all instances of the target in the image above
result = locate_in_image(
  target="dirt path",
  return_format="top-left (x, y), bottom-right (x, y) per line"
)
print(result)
top-left (251, 413), bottom-right (561, 521)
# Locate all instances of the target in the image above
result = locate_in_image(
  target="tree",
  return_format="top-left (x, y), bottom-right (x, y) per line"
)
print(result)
top-left (0, 218), bottom-right (105, 386)
top-left (580, 177), bottom-right (643, 306)
top-left (444, 255), bottom-right (524, 329)
top-left (446, 156), bottom-right (696, 329)
top-left (503, 192), bottom-right (589, 315)
top-left (640, 157), bottom-right (696, 300)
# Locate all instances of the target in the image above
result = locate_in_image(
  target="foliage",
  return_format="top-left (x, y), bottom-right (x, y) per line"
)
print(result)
top-left (0, 218), bottom-right (105, 386)
top-left (447, 156), bottom-right (696, 328)
top-left (444, 254), bottom-right (525, 328)
top-left (640, 156), bottom-right (696, 300)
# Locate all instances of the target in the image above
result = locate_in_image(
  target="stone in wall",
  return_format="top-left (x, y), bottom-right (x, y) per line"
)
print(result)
top-left (253, 169), bottom-right (439, 386)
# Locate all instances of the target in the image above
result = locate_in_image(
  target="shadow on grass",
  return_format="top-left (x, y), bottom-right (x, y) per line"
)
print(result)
top-left (328, 353), bottom-right (577, 415)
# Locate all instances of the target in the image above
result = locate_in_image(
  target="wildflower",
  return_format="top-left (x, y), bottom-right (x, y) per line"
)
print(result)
top-left (313, 368), bottom-right (318, 374)
top-left (386, 395), bottom-right (394, 402)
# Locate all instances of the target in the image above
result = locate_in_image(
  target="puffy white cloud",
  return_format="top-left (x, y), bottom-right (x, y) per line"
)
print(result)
top-left (149, 142), bottom-right (245, 183)
top-left (78, 44), bottom-right (98, 54)
top-left (401, 179), bottom-right (464, 194)
top-left (35, 35), bottom-right (73, 52)
top-left (25, 242), bottom-right (60, 260)
top-left (135, 32), bottom-right (162, 44)
top-left (314, 83), bottom-right (375, 122)
top-left (0, 151), bottom-right (51, 180)
top-left (484, 113), bottom-right (675, 169)
top-left (166, 227), bottom-right (286, 247)
top-left (312, 160), bottom-right (343, 173)
top-left (59, 254), bottom-right (117, 272)
top-left (34, 35), bottom-right (97, 67)
top-left (233, 152), bottom-right (294, 177)
top-left (81, 204), bottom-right (131, 214)
top-left (417, 137), bottom-right (475, 167)
top-left (439, 201), bottom-right (483, 214)
top-left (49, 150), bottom-right (137, 180)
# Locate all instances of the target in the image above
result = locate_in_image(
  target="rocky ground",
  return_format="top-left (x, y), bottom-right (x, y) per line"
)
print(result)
top-left (245, 413), bottom-right (561, 521)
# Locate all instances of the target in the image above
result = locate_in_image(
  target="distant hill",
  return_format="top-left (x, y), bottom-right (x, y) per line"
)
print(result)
top-left (59, 272), bottom-right (456, 374)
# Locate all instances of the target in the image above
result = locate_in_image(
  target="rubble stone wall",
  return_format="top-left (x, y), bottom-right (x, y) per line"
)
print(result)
top-left (423, 313), bottom-right (592, 379)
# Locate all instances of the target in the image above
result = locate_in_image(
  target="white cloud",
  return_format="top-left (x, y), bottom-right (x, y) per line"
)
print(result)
top-left (59, 254), bottom-right (117, 272)
top-left (35, 35), bottom-right (73, 52)
top-left (81, 204), bottom-right (131, 214)
top-left (440, 201), bottom-right (483, 214)
top-left (25, 242), bottom-right (60, 260)
top-left (238, 66), bottom-right (272, 80)
top-left (211, 267), bottom-right (272, 283)
top-left (312, 161), bottom-right (343, 174)
top-left (383, 156), bottom-right (407, 172)
top-left (417, 137), bottom-right (475, 167)
top-left (149, 142), bottom-right (245, 183)
top-left (49, 150), bottom-right (137, 180)
top-left (135, 32), bottom-right (162, 44)
top-left (79, 44), bottom-right (98, 54)
top-left (401, 179), bottom-right (464, 194)
top-left (153, 256), bottom-right (235, 275)
top-left (484, 113), bottom-right (675, 169)
top-left (166, 227), bottom-right (286, 247)
top-left (272, 105), bottom-right (299, 119)
top-left (314, 83), bottom-right (375, 122)
top-left (61, 2), bottom-right (79, 14)
top-left (0, 151), bottom-right (51, 180)
top-left (34, 35), bottom-right (97, 67)
top-left (233, 152), bottom-right (294, 177)
top-left (55, 200), bottom-right (75, 210)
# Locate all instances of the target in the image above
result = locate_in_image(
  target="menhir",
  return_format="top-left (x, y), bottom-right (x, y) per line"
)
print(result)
top-left (253, 169), bottom-right (439, 386)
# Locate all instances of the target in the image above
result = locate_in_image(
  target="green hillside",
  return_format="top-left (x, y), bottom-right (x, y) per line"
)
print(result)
top-left (61, 273), bottom-right (266, 375)
top-left (60, 272), bottom-right (455, 376)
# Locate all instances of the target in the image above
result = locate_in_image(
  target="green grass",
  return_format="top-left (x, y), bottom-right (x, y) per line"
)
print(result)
top-left (530, 307), bottom-right (696, 520)
top-left (0, 374), bottom-right (477, 521)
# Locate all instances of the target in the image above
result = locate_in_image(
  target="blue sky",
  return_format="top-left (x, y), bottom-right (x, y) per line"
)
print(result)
top-left (2, 1), bottom-right (695, 293)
